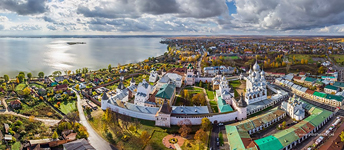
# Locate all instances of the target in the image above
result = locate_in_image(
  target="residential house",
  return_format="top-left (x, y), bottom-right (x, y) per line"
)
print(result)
top-left (10, 100), bottom-right (21, 109)
top-left (155, 84), bottom-right (176, 106)
top-left (54, 84), bottom-right (68, 92)
top-left (4, 123), bottom-right (9, 133)
top-left (164, 73), bottom-right (182, 88)
top-left (134, 79), bottom-right (154, 106)
top-left (304, 77), bottom-right (317, 86)
top-left (324, 85), bottom-right (339, 94)
top-left (333, 82), bottom-right (344, 90)
top-left (149, 69), bottom-right (159, 83)
top-left (293, 76), bottom-right (303, 83)
top-left (63, 138), bottom-right (95, 150)
top-left (54, 76), bottom-right (65, 83)
top-left (156, 76), bottom-right (171, 89)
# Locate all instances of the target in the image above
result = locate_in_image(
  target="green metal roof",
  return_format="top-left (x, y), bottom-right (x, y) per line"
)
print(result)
top-left (273, 129), bottom-right (299, 147)
top-left (255, 135), bottom-right (283, 150)
top-left (313, 91), bottom-right (327, 98)
top-left (155, 84), bottom-right (176, 99)
top-left (226, 126), bottom-right (247, 150)
top-left (321, 76), bottom-right (335, 79)
top-left (326, 94), bottom-right (343, 102)
top-left (304, 110), bottom-right (332, 127)
top-left (217, 97), bottom-right (233, 112)
top-left (333, 82), bottom-right (344, 88)
top-left (305, 77), bottom-right (316, 82)
top-left (324, 85), bottom-right (339, 91)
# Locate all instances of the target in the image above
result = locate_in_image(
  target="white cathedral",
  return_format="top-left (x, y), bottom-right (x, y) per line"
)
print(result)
top-left (243, 61), bottom-right (267, 105)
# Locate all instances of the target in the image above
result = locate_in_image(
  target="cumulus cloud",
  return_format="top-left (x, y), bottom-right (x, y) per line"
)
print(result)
top-left (77, 0), bottom-right (228, 19)
top-left (0, 0), bottom-right (48, 15)
top-left (10, 24), bottom-right (42, 31)
top-left (0, 25), bottom-right (4, 30)
top-left (222, 0), bottom-right (344, 31)
top-left (0, 16), bottom-right (9, 22)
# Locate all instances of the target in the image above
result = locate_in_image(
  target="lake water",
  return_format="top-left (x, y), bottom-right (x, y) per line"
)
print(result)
top-left (0, 38), bottom-right (167, 77)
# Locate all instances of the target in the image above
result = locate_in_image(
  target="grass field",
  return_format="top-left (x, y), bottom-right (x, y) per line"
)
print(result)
top-left (209, 100), bottom-right (218, 113)
top-left (12, 141), bottom-right (21, 150)
top-left (29, 83), bottom-right (44, 89)
top-left (15, 83), bottom-right (27, 92)
top-left (229, 80), bottom-right (241, 88)
top-left (206, 89), bottom-right (215, 100)
top-left (54, 100), bottom-right (77, 114)
top-left (16, 102), bottom-right (62, 119)
top-left (331, 54), bottom-right (344, 64)
top-left (288, 54), bottom-right (315, 63)
top-left (224, 56), bottom-right (240, 60)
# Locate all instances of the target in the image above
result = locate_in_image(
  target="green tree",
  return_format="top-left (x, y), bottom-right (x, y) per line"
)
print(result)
top-left (201, 118), bottom-right (212, 131)
top-left (38, 72), bottom-right (44, 79)
top-left (62, 79), bottom-right (69, 85)
top-left (52, 131), bottom-right (58, 139)
top-left (17, 74), bottom-right (25, 83)
top-left (27, 73), bottom-right (32, 80)
top-left (207, 83), bottom-right (211, 90)
top-left (3, 75), bottom-right (9, 82)
top-left (52, 71), bottom-right (62, 77)
top-left (108, 64), bottom-right (112, 72)
top-left (199, 81), bottom-right (203, 87)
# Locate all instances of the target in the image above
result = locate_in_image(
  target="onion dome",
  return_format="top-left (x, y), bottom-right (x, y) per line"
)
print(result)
top-left (253, 62), bottom-right (260, 71)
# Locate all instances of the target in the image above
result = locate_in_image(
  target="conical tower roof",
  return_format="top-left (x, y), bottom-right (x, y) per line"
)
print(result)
top-left (102, 92), bottom-right (109, 100)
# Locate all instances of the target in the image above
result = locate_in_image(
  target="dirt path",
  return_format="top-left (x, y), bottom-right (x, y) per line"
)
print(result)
top-left (235, 80), bottom-right (246, 96)
top-left (0, 111), bottom-right (60, 126)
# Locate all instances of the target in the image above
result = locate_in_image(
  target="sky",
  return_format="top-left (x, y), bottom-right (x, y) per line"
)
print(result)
top-left (0, 0), bottom-right (344, 35)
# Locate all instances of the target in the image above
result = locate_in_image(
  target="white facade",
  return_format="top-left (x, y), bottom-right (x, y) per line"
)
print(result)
top-left (244, 62), bottom-right (267, 104)
top-left (165, 73), bottom-right (182, 88)
top-left (149, 69), bottom-right (158, 83)
top-left (281, 94), bottom-right (305, 121)
top-left (186, 64), bottom-right (196, 85)
top-left (134, 79), bottom-right (153, 106)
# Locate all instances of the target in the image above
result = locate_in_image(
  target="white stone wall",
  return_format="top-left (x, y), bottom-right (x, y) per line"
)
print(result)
top-left (106, 102), bottom-right (156, 121)
top-left (195, 77), bottom-right (213, 83)
top-left (170, 111), bottom-right (239, 125)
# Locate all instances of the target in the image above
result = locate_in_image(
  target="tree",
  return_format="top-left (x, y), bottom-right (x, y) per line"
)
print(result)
top-left (108, 64), bottom-right (112, 72)
top-left (78, 126), bottom-right (89, 139)
top-left (52, 71), bottom-right (62, 77)
top-left (140, 130), bottom-right (150, 143)
top-left (194, 129), bottom-right (207, 143)
top-left (179, 124), bottom-right (191, 137)
top-left (292, 55), bottom-right (296, 62)
top-left (340, 131), bottom-right (344, 142)
top-left (305, 59), bottom-right (308, 64)
top-left (282, 121), bottom-right (286, 129)
top-left (52, 131), bottom-right (58, 139)
top-left (75, 84), bottom-right (80, 90)
top-left (17, 74), bottom-right (25, 83)
top-left (207, 83), bottom-right (211, 90)
top-left (318, 66), bottom-right (326, 74)
top-left (104, 108), bottom-right (112, 123)
top-left (29, 116), bottom-right (35, 122)
top-left (27, 73), bottom-right (32, 80)
top-left (38, 72), bottom-right (44, 79)
top-left (62, 79), bottom-right (69, 85)
top-left (22, 87), bottom-right (31, 96)
top-left (183, 90), bottom-right (190, 100)
top-left (199, 81), bottom-right (203, 87)
top-left (201, 118), bottom-right (212, 131)
top-left (301, 59), bottom-right (305, 64)
top-left (4, 75), bottom-right (9, 82)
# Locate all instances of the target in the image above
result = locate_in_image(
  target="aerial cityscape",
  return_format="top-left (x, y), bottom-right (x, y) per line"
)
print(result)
top-left (1, 0), bottom-right (344, 150)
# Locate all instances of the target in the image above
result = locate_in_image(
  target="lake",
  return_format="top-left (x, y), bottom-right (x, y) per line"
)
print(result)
top-left (0, 38), bottom-right (167, 77)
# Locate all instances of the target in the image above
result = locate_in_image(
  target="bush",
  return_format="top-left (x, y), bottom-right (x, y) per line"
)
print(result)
top-left (121, 135), bottom-right (130, 141)
top-left (169, 138), bottom-right (178, 144)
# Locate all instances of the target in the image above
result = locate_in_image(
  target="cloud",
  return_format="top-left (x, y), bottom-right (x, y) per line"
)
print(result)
top-left (46, 24), bottom-right (57, 30)
top-left (77, 0), bottom-right (228, 19)
top-left (223, 0), bottom-right (344, 31)
top-left (10, 24), bottom-right (42, 31)
top-left (0, 0), bottom-right (48, 15)
top-left (0, 16), bottom-right (9, 22)
top-left (0, 25), bottom-right (4, 30)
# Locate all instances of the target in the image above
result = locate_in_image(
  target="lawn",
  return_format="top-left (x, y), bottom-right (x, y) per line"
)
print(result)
top-left (15, 83), bottom-right (27, 92)
top-left (29, 83), bottom-right (45, 89)
top-left (206, 89), bottom-right (215, 100)
top-left (15, 102), bottom-right (62, 119)
top-left (209, 100), bottom-right (218, 113)
top-left (229, 80), bottom-right (241, 88)
top-left (54, 100), bottom-right (77, 114)
top-left (288, 54), bottom-right (315, 63)
top-left (12, 141), bottom-right (21, 150)
top-left (88, 110), bottom-right (201, 150)
top-left (331, 54), bottom-right (344, 64)
top-left (224, 56), bottom-right (240, 60)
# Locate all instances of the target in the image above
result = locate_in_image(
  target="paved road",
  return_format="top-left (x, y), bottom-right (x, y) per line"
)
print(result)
top-left (74, 89), bottom-right (116, 150)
